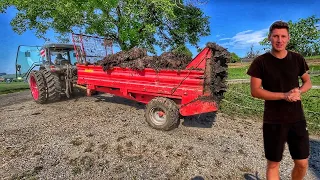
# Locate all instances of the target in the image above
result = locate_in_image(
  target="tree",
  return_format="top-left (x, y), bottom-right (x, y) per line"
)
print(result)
top-left (245, 45), bottom-right (260, 59)
top-left (230, 52), bottom-right (240, 63)
top-left (172, 45), bottom-right (193, 58)
top-left (0, 0), bottom-right (210, 54)
top-left (260, 15), bottom-right (320, 56)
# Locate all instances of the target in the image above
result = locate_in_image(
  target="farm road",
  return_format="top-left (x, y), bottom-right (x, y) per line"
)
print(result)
top-left (0, 91), bottom-right (319, 179)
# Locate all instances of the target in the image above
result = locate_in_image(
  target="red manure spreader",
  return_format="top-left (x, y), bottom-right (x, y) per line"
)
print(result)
top-left (17, 35), bottom-right (228, 130)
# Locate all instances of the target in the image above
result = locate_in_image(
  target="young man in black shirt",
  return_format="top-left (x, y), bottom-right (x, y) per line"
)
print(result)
top-left (247, 21), bottom-right (312, 180)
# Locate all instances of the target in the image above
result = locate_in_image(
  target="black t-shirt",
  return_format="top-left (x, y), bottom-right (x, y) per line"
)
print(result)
top-left (247, 51), bottom-right (309, 124)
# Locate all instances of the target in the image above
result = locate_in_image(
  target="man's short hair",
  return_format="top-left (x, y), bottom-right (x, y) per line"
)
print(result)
top-left (269, 21), bottom-right (289, 35)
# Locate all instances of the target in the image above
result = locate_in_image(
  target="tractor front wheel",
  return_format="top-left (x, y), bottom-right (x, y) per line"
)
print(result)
top-left (29, 70), bottom-right (47, 104)
top-left (145, 97), bottom-right (180, 131)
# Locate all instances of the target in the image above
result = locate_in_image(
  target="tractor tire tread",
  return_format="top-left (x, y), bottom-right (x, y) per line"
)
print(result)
top-left (41, 69), bottom-right (62, 102)
top-left (29, 70), bottom-right (47, 104)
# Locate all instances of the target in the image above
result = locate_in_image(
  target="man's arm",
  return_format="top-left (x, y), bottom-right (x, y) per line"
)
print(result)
top-left (250, 77), bottom-right (301, 102)
top-left (250, 77), bottom-right (286, 100)
top-left (299, 72), bottom-right (312, 93)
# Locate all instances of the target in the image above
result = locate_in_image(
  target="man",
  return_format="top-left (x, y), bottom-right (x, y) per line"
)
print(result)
top-left (247, 21), bottom-right (312, 180)
top-left (55, 53), bottom-right (68, 65)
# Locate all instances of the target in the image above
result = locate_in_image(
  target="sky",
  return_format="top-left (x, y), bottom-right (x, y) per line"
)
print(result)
top-left (0, 0), bottom-right (319, 74)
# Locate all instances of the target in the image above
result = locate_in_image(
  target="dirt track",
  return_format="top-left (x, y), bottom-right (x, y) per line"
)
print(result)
top-left (0, 91), bottom-right (319, 180)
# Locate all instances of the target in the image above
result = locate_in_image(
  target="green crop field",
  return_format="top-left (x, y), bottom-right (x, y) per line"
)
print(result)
top-left (0, 82), bottom-right (30, 95)
top-left (227, 66), bottom-right (250, 79)
top-left (309, 64), bottom-right (320, 72)
top-left (305, 55), bottom-right (320, 60)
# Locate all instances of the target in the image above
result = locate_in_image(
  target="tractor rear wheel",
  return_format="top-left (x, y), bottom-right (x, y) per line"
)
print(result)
top-left (41, 69), bottom-right (62, 102)
top-left (29, 70), bottom-right (47, 104)
top-left (145, 97), bottom-right (180, 131)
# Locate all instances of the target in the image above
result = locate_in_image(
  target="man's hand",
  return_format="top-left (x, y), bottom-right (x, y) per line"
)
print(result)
top-left (284, 88), bottom-right (301, 102)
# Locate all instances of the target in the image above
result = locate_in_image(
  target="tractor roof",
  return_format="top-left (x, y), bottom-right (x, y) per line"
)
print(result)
top-left (42, 43), bottom-right (76, 49)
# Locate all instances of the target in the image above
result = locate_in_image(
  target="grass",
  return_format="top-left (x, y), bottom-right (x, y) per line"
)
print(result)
top-left (227, 66), bottom-right (250, 79)
top-left (309, 65), bottom-right (320, 73)
top-left (220, 83), bottom-right (320, 135)
top-left (0, 82), bottom-right (30, 95)
top-left (305, 55), bottom-right (320, 60)
top-left (220, 83), bottom-right (264, 117)
top-left (310, 75), bottom-right (320, 86)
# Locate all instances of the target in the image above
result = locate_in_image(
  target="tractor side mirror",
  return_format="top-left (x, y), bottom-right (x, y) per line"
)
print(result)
top-left (16, 64), bottom-right (21, 71)
top-left (16, 64), bottom-right (21, 75)
top-left (25, 51), bottom-right (31, 57)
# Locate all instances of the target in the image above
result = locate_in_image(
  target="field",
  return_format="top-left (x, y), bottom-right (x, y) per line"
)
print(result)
top-left (306, 55), bottom-right (320, 60)
top-left (0, 82), bottom-right (29, 95)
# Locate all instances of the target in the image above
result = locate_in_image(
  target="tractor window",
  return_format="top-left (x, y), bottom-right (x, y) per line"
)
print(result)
top-left (69, 50), bottom-right (77, 65)
top-left (48, 48), bottom-right (78, 65)
top-left (48, 50), bottom-right (70, 65)
top-left (50, 52), bottom-right (68, 61)
top-left (16, 46), bottom-right (42, 78)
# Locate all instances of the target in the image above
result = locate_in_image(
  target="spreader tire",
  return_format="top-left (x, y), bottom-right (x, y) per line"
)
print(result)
top-left (145, 97), bottom-right (180, 131)
top-left (29, 70), bottom-right (47, 104)
top-left (41, 69), bottom-right (62, 102)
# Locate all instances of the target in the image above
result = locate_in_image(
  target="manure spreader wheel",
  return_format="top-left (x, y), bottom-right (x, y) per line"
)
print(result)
top-left (145, 97), bottom-right (179, 131)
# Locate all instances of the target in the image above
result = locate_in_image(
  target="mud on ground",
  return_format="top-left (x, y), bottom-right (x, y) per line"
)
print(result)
top-left (0, 91), bottom-right (319, 179)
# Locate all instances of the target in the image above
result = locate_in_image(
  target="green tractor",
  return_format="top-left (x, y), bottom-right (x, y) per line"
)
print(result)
top-left (16, 44), bottom-right (79, 104)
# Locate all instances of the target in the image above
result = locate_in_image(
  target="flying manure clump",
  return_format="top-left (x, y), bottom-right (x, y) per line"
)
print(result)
top-left (206, 42), bottom-right (230, 103)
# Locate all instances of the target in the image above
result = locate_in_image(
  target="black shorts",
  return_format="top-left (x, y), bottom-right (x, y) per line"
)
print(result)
top-left (263, 121), bottom-right (309, 162)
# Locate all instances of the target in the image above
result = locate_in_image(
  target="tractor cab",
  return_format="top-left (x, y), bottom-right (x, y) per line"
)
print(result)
top-left (16, 43), bottom-right (78, 79)
top-left (41, 43), bottom-right (77, 72)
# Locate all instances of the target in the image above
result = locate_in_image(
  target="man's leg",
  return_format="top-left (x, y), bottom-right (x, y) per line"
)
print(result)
top-left (292, 159), bottom-right (308, 180)
top-left (288, 121), bottom-right (310, 180)
top-left (267, 160), bottom-right (280, 180)
top-left (263, 123), bottom-right (287, 180)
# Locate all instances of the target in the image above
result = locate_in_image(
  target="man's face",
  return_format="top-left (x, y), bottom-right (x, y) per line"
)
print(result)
top-left (268, 28), bottom-right (290, 52)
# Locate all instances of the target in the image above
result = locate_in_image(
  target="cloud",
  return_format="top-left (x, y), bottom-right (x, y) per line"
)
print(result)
top-left (215, 34), bottom-right (225, 38)
top-left (219, 37), bottom-right (232, 41)
top-left (219, 29), bottom-right (268, 49)
top-left (316, 23), bottom-right (320, 30)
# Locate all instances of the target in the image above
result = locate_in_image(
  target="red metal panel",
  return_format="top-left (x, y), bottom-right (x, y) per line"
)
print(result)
top-left (78, 66), bottom-right (204, 87)
top-left (179, 99), bottom-right (218, 116)
top-left (185, 48), bottom-right (211, 70)
top-left (78, 77), bottom-right (202, 102)
top-left (77, 65), bottom-right (205, 98)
